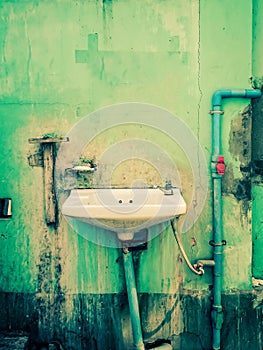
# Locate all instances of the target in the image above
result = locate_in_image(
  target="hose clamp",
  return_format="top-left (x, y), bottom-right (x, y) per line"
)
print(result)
top-left (209, 240), bottom-right (226, 247)
top-left (210, 110), bottom-right (224, 115)
top-left (212, 305), bottom-right (223, 311)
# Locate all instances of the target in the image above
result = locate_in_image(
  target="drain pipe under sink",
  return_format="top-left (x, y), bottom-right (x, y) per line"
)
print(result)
top-left (209, 89), bottom-right (261, 350)
top-left (122, 246), bottom-right (172, 350)
top-left (123, 247), bottom-right (145, 350)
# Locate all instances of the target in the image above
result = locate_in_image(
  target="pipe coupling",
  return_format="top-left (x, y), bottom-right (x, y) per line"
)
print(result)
top-left (211, 305), bottom-right (224, 330)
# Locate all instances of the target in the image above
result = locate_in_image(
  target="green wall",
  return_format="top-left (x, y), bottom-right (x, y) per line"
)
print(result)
top-left (0, 0), bottom-right (257, 294)
top-left (0, 0), bottom-right (262, 348)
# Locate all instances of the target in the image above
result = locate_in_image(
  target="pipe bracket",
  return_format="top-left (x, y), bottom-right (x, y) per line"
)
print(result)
top-left (210, 110), bottom-right (224, 115)
top-left (212, 305), bottom-right (224, 330)
top-left (209, 240), bottom-right (226, 247)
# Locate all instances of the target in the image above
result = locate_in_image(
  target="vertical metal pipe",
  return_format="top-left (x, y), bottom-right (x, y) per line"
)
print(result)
top-left (210, 89), bottom-right (261, 349)
top-left (123, 249), bottom-right (145, 350)
top-left (212, 111), bottom-right (221, 155)
top-left (211, 106), bottom-right (224, 350)
top-left (211, 176), bottom-right (223, 350)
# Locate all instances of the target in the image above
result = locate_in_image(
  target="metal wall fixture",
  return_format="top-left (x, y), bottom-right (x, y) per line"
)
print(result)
top-left (28, 136), bottom-right (69, 225)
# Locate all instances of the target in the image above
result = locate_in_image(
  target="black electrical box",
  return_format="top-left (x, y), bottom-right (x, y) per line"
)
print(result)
top-left (0, 198), bottom-right (12, 218)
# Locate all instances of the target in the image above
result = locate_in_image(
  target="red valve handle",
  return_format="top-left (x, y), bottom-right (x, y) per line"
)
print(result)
top-left (216, 155), bottom-right (225, 175)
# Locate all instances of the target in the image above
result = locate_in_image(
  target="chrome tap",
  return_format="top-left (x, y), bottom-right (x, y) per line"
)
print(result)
top-left (162, 179), bottom-right (174, 195)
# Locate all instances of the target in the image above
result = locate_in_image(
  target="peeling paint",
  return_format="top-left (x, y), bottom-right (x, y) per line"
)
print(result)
top-left (222, 106), bottom-right (253, 220)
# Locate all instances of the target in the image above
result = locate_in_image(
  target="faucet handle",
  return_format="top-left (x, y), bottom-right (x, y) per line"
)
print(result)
top-left (161, 179), bottom-right (173, 195)
top-left (165, 179), bottom-right (172, 189)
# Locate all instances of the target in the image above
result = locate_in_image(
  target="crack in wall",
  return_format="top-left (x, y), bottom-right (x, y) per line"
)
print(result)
top-left (197, 0), bottom-right (203, 177)
top-left (191, 0), bottom-right (204, 235)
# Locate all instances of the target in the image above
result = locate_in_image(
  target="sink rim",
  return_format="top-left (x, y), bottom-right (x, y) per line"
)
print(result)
top-left (62, 187), bottom-right (186, 233)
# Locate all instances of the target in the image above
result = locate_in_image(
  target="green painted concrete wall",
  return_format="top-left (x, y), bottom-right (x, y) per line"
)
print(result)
top-left (252, 185), bottom-right (263, 278)
top-left (0, 0), bottom-right (262, 348)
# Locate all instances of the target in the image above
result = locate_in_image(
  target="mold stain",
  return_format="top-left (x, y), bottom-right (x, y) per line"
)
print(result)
top-left (223, 106), bottom-right (252, 218)
top-left (34, 222), bottom-right (66, 346)
top-left (229, 106), bottom-right (252, 165)
top-left (36, 229), bottom-right (54, 343)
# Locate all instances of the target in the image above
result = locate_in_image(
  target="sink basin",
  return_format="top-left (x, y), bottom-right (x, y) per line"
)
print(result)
top-left (62, 188), bottom-right (186, 235)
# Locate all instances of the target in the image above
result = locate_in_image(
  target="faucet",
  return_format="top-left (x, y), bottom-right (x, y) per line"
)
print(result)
top-left (69, 158), bottom-right (97, 172)
top-left (162, 179), bottom-right (174, 195)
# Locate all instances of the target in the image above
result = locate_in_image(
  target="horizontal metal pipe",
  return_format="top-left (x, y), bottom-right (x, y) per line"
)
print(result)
top-left (196, 259), bottom-right (215, 267)
top-left (212, 89), bottom-right (261, 106)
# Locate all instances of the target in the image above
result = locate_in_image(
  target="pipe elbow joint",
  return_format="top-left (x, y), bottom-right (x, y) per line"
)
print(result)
top-left (212, 89), bottom-right (261, 107)
top-left (212, 89), bottom-right (245, 106)
top-left (212, 89), bottom-right (247, 106)
top-left (212, 90), bottom-right (226, 107)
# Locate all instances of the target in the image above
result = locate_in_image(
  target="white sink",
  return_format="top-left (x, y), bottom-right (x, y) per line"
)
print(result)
top-left (62, 188), bottom-right (186, 236)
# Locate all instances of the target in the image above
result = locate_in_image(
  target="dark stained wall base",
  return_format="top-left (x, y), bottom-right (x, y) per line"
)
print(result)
top-left (0, 290), bottom-right (262, 350)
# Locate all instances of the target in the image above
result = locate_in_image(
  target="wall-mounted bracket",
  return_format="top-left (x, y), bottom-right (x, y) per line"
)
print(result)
top-left (29, 136), bottom-right (69, 225)
top-left (28, 152), bottom-right (43, 167)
